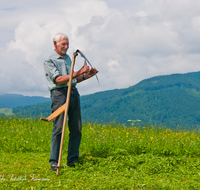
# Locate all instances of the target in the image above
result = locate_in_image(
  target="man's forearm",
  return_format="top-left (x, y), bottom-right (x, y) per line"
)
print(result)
top-left (56, 67), bottom-right (97, 85)
top-left (55, 65), bottom-right (90, 85)
top-left (55, 71), bottom-right (82, 85)
top-left (76, 74), bottom-right (88, 83)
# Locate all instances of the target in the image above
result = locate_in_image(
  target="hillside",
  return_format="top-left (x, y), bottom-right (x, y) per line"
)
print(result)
top-left (80, 71), bottom-right (200, 128)
top-left (12, 71), bottom-right (200, 128)
top-left (0, 94), bottom-right (50, 108)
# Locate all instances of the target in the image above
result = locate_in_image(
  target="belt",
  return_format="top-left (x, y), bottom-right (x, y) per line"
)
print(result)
top-left (51, 85), bottom-right (76, 92)
top-left (63, 86), bottom-right (76, 90)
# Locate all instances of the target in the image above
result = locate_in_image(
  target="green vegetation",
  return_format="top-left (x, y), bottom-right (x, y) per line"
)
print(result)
top-left (13, 101), bottom-right (51, 118)
top-left (0, 116), bottom-right (200, 189)
top-left (13, 71), bottom-right (200, 128)
top-left (0, 108), bottom-right (14, 116)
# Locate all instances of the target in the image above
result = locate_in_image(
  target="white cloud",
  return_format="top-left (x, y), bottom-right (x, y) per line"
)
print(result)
top-left (0, 0), bottom-right (200, 97)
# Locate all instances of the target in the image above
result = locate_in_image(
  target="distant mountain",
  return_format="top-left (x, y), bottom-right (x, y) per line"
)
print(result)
top-left (0, 94), bottom-right (50, 108)
top-left (12, 71), bottom-right (200, 128)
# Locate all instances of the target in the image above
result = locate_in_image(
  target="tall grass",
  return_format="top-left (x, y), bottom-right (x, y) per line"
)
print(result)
top-left (0, 116), bottom-right (200, 189)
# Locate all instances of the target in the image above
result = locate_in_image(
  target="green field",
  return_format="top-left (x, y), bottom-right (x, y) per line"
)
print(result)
top-left (0, 117), bottom-right (200, 189)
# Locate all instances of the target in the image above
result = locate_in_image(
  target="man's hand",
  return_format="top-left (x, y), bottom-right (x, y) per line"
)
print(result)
top-left (85, 68), bottom-right (99, 79)
top-left (76, 67), bottom-right (99, 83)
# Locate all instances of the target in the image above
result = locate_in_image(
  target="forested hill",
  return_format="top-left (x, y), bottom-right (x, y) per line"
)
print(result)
top-left (13, 71), bottom-right (200, 128)
top-left (0, 94), bottom-right (50, 108)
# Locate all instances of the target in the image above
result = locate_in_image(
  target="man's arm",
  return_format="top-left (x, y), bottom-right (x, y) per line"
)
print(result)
top-left (55, 65), bottom-right (89, 85)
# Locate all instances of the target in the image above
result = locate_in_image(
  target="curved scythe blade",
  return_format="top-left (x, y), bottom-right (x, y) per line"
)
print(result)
top-left (77, 49), bottom-right (100, 84)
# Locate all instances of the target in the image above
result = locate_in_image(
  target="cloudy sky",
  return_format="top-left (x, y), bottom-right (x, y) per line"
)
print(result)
top-left (1, 0), bottom-right (200, 97)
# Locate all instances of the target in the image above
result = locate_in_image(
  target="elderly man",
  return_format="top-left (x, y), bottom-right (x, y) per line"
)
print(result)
top-left (43, 33), bottom-right (98, 171)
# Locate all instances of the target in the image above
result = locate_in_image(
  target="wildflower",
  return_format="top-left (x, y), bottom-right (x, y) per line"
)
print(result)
top-left (26, 141), bottom-right (28, 143)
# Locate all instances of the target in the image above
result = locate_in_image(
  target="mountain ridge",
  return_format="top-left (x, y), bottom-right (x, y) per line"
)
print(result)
top-left (4, 71), bottom-right (200, 128)
top-left (0, 93), bottom-right (50, 108)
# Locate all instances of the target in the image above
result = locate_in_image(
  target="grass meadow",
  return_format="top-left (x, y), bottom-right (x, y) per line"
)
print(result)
top-left (0, 116), bottom-right (200, 189)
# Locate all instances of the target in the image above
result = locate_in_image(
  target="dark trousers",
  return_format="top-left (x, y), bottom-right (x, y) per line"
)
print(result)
top-left (49, 87), bottom-right (82, 166)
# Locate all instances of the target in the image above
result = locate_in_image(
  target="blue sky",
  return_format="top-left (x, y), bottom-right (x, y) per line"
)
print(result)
top-left (0, 0), bottom-right (200, 97)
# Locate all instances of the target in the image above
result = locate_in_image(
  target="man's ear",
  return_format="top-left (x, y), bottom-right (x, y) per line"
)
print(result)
top-left (53, 41), bottom-right (57, 48)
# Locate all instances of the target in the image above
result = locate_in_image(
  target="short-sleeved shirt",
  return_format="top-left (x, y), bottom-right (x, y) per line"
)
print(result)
top-left (43, 51), bottom-right (77, 91)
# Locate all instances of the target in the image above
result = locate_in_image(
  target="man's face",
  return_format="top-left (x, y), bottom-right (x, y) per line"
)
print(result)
top-left (54, 36), bottom-right (69, 56)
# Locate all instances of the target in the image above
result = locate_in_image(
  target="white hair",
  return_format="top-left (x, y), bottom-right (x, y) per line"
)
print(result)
top-left (53, 33), bottom-right (68, 44)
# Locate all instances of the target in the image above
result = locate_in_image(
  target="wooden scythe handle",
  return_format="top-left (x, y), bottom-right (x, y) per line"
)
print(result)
top-left (56, 51), bottom-right (78, 175)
